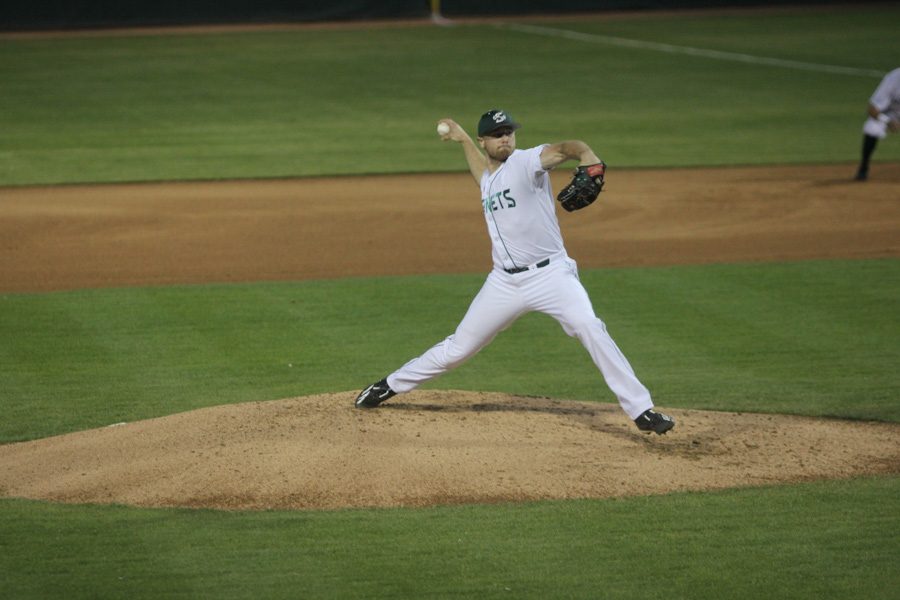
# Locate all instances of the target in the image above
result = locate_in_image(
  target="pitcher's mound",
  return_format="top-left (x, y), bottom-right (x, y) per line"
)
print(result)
top-left (1, 391), bottom-right (898, 511)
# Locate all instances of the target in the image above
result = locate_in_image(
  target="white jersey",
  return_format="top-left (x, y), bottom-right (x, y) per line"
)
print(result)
top-left (479, 145), bottom-right (565, 272)
top-left (870, 67), bottom-right (900, 118)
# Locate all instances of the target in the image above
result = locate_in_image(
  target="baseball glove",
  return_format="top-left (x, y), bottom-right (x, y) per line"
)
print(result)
top-left (557, 162), bottom-right (605, 212)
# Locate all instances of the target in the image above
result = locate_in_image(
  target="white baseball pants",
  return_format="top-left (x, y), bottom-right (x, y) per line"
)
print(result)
top-left (863, 116), bottom-right (890, 139)
top-left (386, 256), bottom-right (654, 419)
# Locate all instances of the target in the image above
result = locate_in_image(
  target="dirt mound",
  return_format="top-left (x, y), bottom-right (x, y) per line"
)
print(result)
top-left (1, 391), bottom-right (897, 511)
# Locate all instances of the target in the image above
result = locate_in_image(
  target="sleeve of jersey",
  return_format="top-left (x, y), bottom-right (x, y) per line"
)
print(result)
top-left (525, 145), bottom-right (550, 190)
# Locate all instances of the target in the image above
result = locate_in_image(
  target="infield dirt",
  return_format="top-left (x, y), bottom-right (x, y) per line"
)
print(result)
top-left (1, 162), bottom-right (899, 510)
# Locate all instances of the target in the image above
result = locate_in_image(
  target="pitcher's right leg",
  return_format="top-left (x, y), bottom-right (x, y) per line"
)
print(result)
top-left (386, 271), bottom-right (526, 394)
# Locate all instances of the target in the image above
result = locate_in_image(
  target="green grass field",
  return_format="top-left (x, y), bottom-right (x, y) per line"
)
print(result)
top-left (2, 259), bottom-right (898, 443)
top-left (1, 5), bottom-right (899, 599)
top-left (2, 478), bottom-right (898, 600)
top-left (1, 5), bottom-right (898, 185)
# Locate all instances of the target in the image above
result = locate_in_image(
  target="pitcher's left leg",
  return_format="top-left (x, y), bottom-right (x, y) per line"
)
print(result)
top-left (531, 260), bottom-right (653, 420)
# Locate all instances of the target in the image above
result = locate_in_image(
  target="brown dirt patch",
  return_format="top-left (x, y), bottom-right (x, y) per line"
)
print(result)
top-left (1, 392), bottom-right (898, 511)
top-left (2, 162), bottom-right (899, 293)
top-left (1, 162), bottom-right (899, 510)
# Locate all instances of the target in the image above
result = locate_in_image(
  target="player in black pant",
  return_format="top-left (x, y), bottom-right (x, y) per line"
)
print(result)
top-left (855, 68), bottom-right (900, 181)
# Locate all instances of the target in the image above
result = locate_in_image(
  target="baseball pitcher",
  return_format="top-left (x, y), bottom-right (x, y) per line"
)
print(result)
top-left (356, 109), bottom-right (675, 435)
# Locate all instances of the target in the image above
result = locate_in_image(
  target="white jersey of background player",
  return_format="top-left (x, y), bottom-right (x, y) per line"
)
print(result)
top-left (356, 109), bottom-right (675, 435)
top-left (856, 67), bottom-right (900, 181)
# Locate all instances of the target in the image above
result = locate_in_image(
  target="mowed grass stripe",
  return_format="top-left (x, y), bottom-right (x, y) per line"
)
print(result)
top-left (1, 5), bottom-right (898, 185)
top-left (1, 476), bottom-right (898, 599)
top-left (2, 258), bottom-right (897, 442)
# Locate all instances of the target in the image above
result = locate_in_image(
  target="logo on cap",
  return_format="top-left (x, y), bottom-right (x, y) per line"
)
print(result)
top-left (478, 109), bottom-right (520, 137)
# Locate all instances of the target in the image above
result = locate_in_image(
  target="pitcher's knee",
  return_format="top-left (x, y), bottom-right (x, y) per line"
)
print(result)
top-left (440, 335), bottom-right (479, 369)
top-left (562, 316), bottom-right (606, 338)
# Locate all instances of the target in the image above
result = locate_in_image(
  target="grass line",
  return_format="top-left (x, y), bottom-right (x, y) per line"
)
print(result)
top-left (499, 22), bottom-right (884, 77)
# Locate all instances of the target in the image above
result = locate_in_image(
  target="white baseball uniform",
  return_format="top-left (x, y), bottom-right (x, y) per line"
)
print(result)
top-left (863, 67), bottom-right (900, 139)
top-left (386, 145), bottom-right (654, 419)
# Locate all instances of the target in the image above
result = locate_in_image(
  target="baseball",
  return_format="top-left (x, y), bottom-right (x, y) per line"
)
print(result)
top-left (437, 122), bottom-right (450, 136)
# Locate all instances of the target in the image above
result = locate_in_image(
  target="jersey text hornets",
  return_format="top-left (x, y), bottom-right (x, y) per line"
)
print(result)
top-left (483, 188), bottom-right (516, 212)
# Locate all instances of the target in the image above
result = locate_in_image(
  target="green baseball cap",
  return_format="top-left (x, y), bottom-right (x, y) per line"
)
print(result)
top-left (477, 109), bottom-right (521, 137)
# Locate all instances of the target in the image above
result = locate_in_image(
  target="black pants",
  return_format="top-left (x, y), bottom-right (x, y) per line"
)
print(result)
top-left (857, 134), bottom-right (879, 178)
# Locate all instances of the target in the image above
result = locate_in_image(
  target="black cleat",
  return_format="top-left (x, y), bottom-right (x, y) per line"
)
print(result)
top-left (355, 378), bottom-right (396, 408)
top-left (634, 408), bottom-right (675, 435)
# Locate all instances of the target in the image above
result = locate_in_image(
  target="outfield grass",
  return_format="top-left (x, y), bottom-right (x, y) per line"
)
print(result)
top-left (1, 477), bottom-right (898, 599)
top-left (2, 259), bottom-right (897, 443)
top-left (1, 5), bottom-right (898, 185)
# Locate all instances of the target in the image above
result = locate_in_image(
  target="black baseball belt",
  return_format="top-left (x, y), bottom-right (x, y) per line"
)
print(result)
top-left (504, 258), bottom-right (550, 274)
